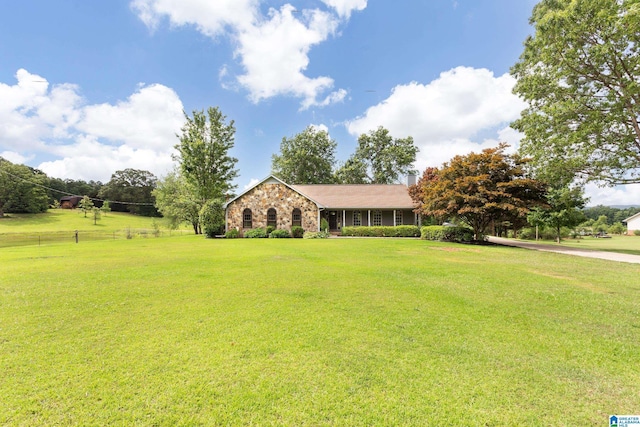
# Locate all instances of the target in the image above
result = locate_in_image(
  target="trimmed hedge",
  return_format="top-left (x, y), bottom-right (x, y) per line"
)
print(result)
top-left (291, 226), bottom-right (304, 238)
top-left (340, 225), bottom-right (420, 237)
top-left (269, 229), bottom-right (291, 238)
top-left (420, 225), bottom-right (474, 242)
top-left (303, 230), bottom-right (330, 239)
top-left (244, 228), bottom-right (268, 238)
top-left (225, 229), bottom-right (240, 239)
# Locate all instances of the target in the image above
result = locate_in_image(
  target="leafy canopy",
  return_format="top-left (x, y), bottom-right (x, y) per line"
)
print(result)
top-left (414, 144), bottom-right (546, 240)
top-left (337, 126), bottom-right (418, 184)
top-left (511, 0), bottom-right (640, 185)
top-left (271, 126), bottom-right (337, 184)
top-left (527, 186), bottom-right (587, 243)
top-left (98, 168), bottom-right (158, 216)
top-left (0, 158), bottom-right (49, 216)
top-left (174, 107), bottom-right (239, 202)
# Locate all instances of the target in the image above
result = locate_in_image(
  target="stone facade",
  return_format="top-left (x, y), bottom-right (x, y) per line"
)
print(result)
top-left (226, 181), bottom-right (319, 233)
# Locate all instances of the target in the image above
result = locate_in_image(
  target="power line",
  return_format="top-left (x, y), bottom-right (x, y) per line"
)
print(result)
top-left (0, 168), bottom-right (157, 206)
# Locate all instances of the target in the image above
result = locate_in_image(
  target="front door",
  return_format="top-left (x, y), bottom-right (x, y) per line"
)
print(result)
top-left (328, 211), bottom-right (338, 230)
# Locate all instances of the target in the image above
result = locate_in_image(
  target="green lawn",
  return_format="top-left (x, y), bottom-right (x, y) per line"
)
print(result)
top-left (1, 237), bottom-right (639, 425)
top-left (0, 209), bottom-right (169, 233)
top-left (0, 209), bottom-right (189, 247)
top-left (521, 234), bottom-right (640, 256)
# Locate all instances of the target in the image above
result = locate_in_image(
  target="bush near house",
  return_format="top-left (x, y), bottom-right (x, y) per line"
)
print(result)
top-left (303, 230), bottom-right (330, 239)
top-left (634, 230), bottom-right (640, 236)
top-left (420, 225), bottom-right (474, 242)
top-left (225, 229), bottom-right (240, 239)
top-left (269, 229), bottom-right (291, 238)
top-left (341, 226), bottom-right (420, 237)
top-left (291, 226), bottom-right (304, 238)
top-left (244, 228), bottom-right (268, 238)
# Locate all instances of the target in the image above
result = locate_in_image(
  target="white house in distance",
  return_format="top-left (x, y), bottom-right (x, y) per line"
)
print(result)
top-left (624, 212), bottom-right (640, 235)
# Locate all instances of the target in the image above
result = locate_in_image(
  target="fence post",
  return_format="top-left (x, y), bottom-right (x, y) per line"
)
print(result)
top-left (75, 230), bottom-right (78, 244)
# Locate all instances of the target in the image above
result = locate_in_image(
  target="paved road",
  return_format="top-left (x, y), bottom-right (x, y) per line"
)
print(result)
top-left (487, 236), bottom-right (640, 265)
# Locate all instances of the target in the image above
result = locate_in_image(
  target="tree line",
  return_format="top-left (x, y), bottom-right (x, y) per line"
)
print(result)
top-left (0, 158), bottom-right (158, 217)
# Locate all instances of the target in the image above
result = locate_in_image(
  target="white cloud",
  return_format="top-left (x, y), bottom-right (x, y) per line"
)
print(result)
top-left (77, 83), bottom-right (184, 151)
top-left (244, 177), bottom-right (260, 190)
top-left (1, 151), bottom-right (31, 164)
top-left (131, 0), bottom-right (358, 108)
top-left (346, 66), bottom-right (526, 170)
top-left (584, 183), bottom-right (640, 207)
top-left (320, 0), bottom-right (367, 19)
top-left (130, 0), bottom-right (259, 35)
top-left (0, 69), bottom-right (184, 182)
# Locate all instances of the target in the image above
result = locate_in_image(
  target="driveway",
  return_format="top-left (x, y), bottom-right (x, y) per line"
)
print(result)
top-left (487, 236), bottom-right (640, 265)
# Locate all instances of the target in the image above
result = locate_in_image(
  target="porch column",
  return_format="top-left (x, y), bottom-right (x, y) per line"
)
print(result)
top-left (368, 210), bottom-right (371, 226)
top-left (342, 210), bottom-right (346, 228)
top-left (393, 209), bottom-right (396, 227)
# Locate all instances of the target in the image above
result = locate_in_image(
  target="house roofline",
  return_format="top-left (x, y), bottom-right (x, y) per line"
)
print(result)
top-left (623, 211), bottom-right (640, 222)
top-left (223, 175), bottom-right (324, 209)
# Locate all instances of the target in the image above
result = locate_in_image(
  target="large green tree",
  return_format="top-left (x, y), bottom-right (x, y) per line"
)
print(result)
top-left (336, 127), bottom-right (418, 184)
top-left (153, 171), bottom-right (202, 234)
top-left (527, 186), bottom-right (587, 243)
top-left (511, 0), bottom-right (640, 185)
top-left (415, 144), bottom-right (546, 240)
top-left (98, 169), bottom-right (158, 216)
top-left (174, 107), bottom-right (239, 202)
top-left (271, 126), bottom-right (337, 184)
top-left (0, 158), bottom-right (49, 216)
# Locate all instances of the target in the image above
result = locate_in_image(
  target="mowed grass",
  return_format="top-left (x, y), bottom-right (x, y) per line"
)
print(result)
top-left (0, 209), bottom-right (168, 233)
top-left (1, 237), bottom-right (639, 425)
top-left (522, 235), bottom-right (640, 256)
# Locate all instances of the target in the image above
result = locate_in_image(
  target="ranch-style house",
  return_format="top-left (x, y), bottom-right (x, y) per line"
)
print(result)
top-left (224, 175), bottom-right (419, 234)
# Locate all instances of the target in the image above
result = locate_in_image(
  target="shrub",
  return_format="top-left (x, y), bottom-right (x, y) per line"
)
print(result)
top-left (199, 199), bottom-right (225, 238)
top-left (634, 230), bottom-right (640, 236)
top-left (320, 217), bottom-right (330, 232)
top-left (225, 229), bottom-right (240, 239)
top-left (269, 229), bottom-right (291, 238)
top-left (341, 226), bottom-right (420, 237)
top-left (266, 225), bottom-right (276, 236)
top-left (303, 230), bottom-right (330, 239)
top-left (420, 225), bottom-right (474, 242)
top-left (244, 228), bottom-right (267, 238)
top-left (291, 226), bottom-right (304, 238)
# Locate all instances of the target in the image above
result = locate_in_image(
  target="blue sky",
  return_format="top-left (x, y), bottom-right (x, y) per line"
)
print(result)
top-left (1, 0), bottom-right (637, 205)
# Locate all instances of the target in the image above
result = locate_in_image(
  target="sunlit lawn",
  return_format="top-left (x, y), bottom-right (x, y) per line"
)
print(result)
top-left (0, 209), bottom-right (172, 233)
top-left (1, 237), bottom-right (639, 425)
top-left (521, 234), bottom-right (640, 256)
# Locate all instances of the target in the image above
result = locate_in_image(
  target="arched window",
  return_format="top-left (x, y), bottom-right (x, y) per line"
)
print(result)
top-left (243, 208), bottom-right (252, 229)
top-left (292, 208), bottom-right (302, 227)
top-left (267, 208), bottom-right (277, 228)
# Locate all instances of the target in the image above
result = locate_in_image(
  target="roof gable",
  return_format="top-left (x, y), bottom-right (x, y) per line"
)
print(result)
top-left (224, 175), bottom-right (320, 208)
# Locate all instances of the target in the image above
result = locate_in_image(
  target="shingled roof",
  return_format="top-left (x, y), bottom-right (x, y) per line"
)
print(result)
top-left (292, 184), bottom-right (414, 209)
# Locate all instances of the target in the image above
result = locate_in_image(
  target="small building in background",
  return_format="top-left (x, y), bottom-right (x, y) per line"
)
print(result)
top-left (624, 212), bottom-right (640, 235)
top-left (59, 196), bottom-right (83, 209)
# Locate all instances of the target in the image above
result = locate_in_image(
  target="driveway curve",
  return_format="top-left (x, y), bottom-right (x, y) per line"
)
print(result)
top-left (487, 236), bottom-right (640, 265)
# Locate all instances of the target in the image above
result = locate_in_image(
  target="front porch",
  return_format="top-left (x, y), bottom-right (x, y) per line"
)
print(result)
top-left (321, 209), bottom-right (420, 232)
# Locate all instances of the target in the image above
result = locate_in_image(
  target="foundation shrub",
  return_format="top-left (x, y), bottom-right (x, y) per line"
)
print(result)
top-left (341, 226), bottom-right (420, 237)
top-left (244, 228), bottom-right (268, 238)
top-left (225, 229), bottom-right (240, 239)
top-left (291, 226), bottom-right (304, 238)
top-left (269, 229), bottom-right (291, 238)
top-left (420, 225), bottom-right (474, 242)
